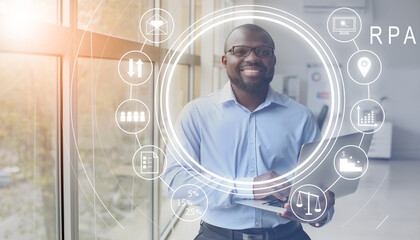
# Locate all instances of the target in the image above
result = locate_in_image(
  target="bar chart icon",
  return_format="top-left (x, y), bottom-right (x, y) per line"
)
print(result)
top-left (357, 106), bottom-right (378, 127)
top-left (350, 99), bottom-right (385, 133)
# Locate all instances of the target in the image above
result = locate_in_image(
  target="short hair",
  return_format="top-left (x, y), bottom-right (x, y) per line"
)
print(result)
top-left (224, 24), bottom-right (275, 53)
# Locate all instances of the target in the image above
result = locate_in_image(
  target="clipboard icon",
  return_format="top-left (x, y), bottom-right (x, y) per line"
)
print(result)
top-left (141, 151), bottom-right (159, 174)
top-left (146, 14), bottom-right (168, 35)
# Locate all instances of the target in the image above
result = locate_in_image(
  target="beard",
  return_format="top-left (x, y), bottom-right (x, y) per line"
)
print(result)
top-left (228, 69), bottom-right (274, 94)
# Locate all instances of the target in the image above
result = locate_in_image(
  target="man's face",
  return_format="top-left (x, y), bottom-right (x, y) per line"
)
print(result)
top-left (222, 29), bottom-right (276, 93)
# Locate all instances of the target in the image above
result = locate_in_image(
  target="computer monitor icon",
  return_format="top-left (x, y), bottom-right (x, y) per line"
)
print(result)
top-left (332, 16), bottom-right (356, 35)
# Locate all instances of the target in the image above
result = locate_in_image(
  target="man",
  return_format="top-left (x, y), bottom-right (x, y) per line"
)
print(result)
top-left (163, 24), bottom-right (335, 240)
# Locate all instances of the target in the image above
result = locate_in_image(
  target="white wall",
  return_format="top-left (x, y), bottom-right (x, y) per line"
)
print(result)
top-left (235, 0), bottom-right (420, 159)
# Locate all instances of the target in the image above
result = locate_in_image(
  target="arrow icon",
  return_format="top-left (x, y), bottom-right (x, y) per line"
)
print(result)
top-left (128, 58), bottom-right (134, 77)
top-left (128, 58), bottom-right (143, 78)
top-left (136, 59), bottom-right (143, 78)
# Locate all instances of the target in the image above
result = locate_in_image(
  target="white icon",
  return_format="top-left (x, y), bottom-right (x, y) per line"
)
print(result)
top-left (290, 185), bottom-right (327, 222)
top-left (296, 191), bottom-right (321, 216)
top-left (127, 111), bottom-right (133, 122)
top-left (328, 8), bottom-right (362, 43)
top-left (339, 151), bottom-right (362, 172)
top-left (357, 57), bottom-right (372, 78)
top-left (146, 14), bottom-right (168, 35)
top-left (170, 184), bottom-right (209, 222)
top-left (128, 58), bottom-right (143, 78)
top-left (350, 99), bottom-right (385, 134)
top-left (132, 145), bottom-right (167, 180)
top-left (332, 16), bottom-right (356, 35)
top-left (120, 111), bottom-right (146, 122)
top-left (116, 99), bottom-right (150, 134)
top-left (176, 190), bottom-right (203, 216)
top-left (357, 106), bottom-right (378, 127)
top-left (334, 145), bottom-right (369, 180)
top-left (140, 111), bottom-right (146, 122)
top-left (141, 151), bottom-right (159, 174)
top-left (347, 50), bottom-right (382, 85)
top-left (133, 111), bottom-right (139, 122)
top-left (118, 51), bottom-right (153, 86)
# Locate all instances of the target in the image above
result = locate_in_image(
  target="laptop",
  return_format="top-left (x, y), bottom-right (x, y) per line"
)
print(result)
top-left (237, 132), bottom-right (373, 214)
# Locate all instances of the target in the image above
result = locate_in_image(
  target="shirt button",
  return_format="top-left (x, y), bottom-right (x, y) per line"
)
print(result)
top-left (250, 139), bottom-right (254, 144)
top-left (255, 222), bottom-right (259, 226)
top-left (251, 167), bottom-right (255, 172)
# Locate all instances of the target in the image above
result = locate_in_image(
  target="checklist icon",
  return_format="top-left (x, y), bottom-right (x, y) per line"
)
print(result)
top-left (141, 151), bottom-right (159, 174)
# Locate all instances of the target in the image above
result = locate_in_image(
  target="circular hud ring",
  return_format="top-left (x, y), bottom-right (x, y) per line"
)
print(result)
top-left (156, 5), bottom-right (345, 196)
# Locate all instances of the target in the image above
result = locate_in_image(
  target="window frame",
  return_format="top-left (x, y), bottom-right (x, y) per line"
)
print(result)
top-left (0, 0), bottom-right (208, 239)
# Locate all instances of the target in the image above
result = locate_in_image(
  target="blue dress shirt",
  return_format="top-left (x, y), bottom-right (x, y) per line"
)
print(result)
top-left (163, 82), bottom-right (327, 229)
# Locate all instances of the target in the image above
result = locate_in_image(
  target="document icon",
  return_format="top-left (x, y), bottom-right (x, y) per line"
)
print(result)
top-left (141, 151), bottom-right (159, 174)
top-left (146, 14), bottom-right (168, 35)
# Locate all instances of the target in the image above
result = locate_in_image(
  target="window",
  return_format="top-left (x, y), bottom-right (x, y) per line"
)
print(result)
top-left (0, 0), bottom-right (225, 239)
top-left (161, 0), bottom-right (190, 50)
top-left (77, 57), bottom-right (154, 239)
top-left (0, 54), bottom-right (59, 240)
top-left (194, 0), bottom-right (202, 55)
top-left (78, 0), bottom-right (154, 42)
top-left (158, 63), bottom-right (189, 227)
top-left (0, 0), bottom-right (58, 24)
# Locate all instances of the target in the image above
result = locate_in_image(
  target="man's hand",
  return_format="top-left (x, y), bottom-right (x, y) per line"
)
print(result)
top-left (253, 171), bottom-right (291, 201)
top-left (278, 190), bottom-right (335, 226)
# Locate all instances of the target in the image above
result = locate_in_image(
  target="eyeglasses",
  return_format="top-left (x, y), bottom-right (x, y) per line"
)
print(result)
top-left (225, 45), bottom-right (274, 58)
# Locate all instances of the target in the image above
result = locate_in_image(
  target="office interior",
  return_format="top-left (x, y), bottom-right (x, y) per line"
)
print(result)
top-left (0, 0), bottom-right (419, 239)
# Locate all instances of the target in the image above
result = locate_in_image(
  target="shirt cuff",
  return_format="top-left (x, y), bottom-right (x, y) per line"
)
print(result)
top-left (232, 177), bottom-right (255, 201)
top-left (325, 206), bottom-right (334, 224)
top-left (311, 206), bottom-right (334, 228)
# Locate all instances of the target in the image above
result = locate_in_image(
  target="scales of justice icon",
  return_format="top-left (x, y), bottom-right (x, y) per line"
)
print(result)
top-left (295, 191), bottom-right (322, 216)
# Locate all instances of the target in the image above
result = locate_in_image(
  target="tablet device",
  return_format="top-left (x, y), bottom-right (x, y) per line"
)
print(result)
top-left (237, 132), bottom-right (373, 213)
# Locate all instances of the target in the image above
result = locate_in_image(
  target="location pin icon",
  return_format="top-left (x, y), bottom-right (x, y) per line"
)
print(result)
top-left (357, 57), bottom-right (372, 78)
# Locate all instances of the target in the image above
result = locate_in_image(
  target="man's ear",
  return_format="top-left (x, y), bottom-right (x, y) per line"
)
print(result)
top-left (222, 55), bottom-right (227, 68)
top-left (273, 55), bottom-right (277, 65)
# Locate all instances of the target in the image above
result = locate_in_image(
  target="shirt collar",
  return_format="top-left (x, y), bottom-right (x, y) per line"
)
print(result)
top-left (265, 84), bottom-right (285, 106)
top-left (217, 82), bottom-right (237, 104)
top-left (217, 82), bottom-right (286, 107)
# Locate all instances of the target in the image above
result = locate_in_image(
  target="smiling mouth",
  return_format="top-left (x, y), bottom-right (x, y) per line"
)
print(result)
top-left (242, 69), bottom-right (261, 73)
top-left (241, 68), bottom-right (264, 77)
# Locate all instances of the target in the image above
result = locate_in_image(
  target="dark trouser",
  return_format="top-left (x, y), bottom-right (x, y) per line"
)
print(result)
top-left (194, 221), bottom-right (311, 240)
